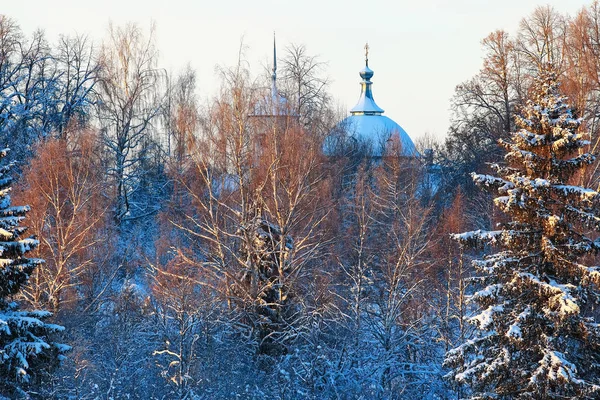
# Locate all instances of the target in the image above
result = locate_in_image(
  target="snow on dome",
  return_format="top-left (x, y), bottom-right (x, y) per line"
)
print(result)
top-left (324, 45), bottom-right (417, 157)
top-left (326, 114), bottom-right (418, 157)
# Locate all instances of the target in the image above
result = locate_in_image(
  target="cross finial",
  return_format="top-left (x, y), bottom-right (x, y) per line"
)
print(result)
top-left (364, 42), bottom-right (369, 67)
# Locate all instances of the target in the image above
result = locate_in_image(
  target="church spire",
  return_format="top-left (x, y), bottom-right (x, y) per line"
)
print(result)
top-left (350, 43), bottom-right (384, 115)
top-left (271, 32), bottom-right (278, 103)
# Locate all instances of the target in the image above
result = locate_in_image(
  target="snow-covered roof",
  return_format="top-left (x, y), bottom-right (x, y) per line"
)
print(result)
top-left (326, 114), bottom-right (417, 157)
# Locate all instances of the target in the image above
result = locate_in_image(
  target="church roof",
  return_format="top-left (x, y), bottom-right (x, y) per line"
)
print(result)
top-left (327, 44), bottom-right (417, 157)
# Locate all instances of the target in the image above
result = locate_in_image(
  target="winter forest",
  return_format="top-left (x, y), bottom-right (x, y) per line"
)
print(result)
top-left (2, 1), bottom-right (600, 399)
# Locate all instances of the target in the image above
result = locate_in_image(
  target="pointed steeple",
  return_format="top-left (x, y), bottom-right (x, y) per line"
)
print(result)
top-left (350, 43), bottom-right (384, 116)
top-left (271, 32), bottom-right (277, 103)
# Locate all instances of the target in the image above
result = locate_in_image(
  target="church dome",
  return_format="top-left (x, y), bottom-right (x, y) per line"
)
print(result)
top-left (339, 114), bottom-right (417, 156)
top-left (325, 46), bottom-right (417, 157)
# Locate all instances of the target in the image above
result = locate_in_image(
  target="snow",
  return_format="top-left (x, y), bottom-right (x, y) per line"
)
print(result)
top-left (506, 324), bottom-right (521, 339)
top-left (0, 228), bottom-right (12, 239)
top-left (580, 265), bottom-right (600, 284)
top-left (480, 348), bottom-right (510, 382)
top-left (530, 349), bottom-right (583, 385)
top-left (471, 283), bottom-right (502, 302)
top-left (471, 174), bottom-right (514, 193)
top-left (515, 129), bottom-right (547, 147)
top-left (0, 238), bottom-right (40, 256)
top-left (506, 307), bottom-right (530, 341)
top-left (334, 114), bottom-right (418, 157)
top-left (516, 273), bottom-right (580, 316)
top-left (514, 176), bottom-right (550, 189)
top-left (0, 216), bottom-right (26, 228)
top-left (0, 205), bottom-right (30, 215)
top-left (553, 153), bottom-right (596, 169)
top-left (553, 185), bottom-right (598, 201)
top-left (470, 304), bottom-right (504, 330)
top-left (0, 258), bottom-right (13, 268)
top-left (472, 252), bottom-right (519, 274)
top-left (494, 196), bottom-right (510, 207)
top-left (18, 237), bottom-right (39, 254)
top-left (452, 229), bottom-right (502, 244)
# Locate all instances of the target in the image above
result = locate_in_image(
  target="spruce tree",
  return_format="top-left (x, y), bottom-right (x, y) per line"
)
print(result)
top-left (0, 149), bottom-right (68, 396)
top-left (444, 69), bottom-right (600, 398)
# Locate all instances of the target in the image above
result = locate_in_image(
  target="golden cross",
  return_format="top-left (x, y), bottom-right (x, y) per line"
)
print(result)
top-left (364, 43), bottom-right (369, 61)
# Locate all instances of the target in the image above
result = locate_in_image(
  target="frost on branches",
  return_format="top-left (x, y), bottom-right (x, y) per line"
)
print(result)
top-left (0, 149), bottom-right (68, 396)
top-left (444, 69), bottom-right (600, 399)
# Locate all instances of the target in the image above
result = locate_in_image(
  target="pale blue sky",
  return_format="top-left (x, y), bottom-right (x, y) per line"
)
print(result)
top-left (2, 0), bottom-right (589, 141)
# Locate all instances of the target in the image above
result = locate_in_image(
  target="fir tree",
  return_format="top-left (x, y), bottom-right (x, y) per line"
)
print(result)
top-left (444, 69), bottom-right (600, 398)
top-left (0, 149), bottom-right (68, 396)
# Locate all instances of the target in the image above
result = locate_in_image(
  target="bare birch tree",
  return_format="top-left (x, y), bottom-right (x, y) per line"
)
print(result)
top-left (97, 22), bottom-right (162, 222)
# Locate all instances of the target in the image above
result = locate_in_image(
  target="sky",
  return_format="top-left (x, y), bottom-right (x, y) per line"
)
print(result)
top-left (2, 0), bottom-right (590, 142)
